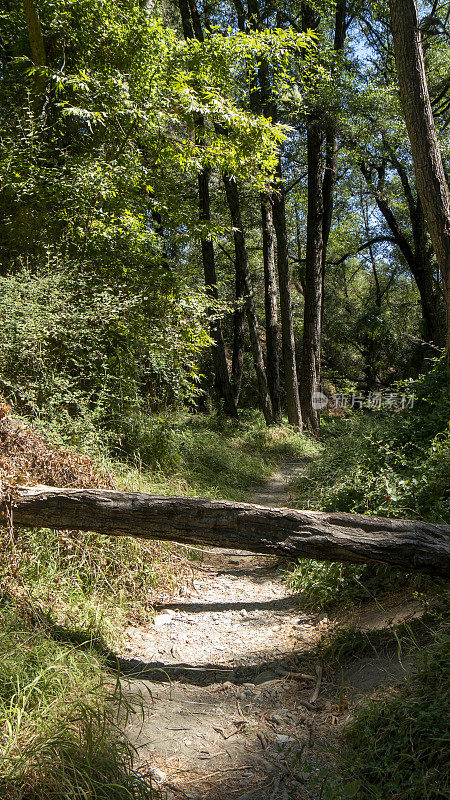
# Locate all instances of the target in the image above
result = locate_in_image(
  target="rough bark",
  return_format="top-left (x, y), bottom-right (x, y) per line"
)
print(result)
top-left (223, 173), bottom-right (274, 425)
top-left (273, 169), bottom-right (303, 429)
top-left (321, 0), bottom-right (346, 307)
top-left (23, 0), bottom-right (46, 67)
top-left (300, 117), bottom-right (324, 437)
top-left (242, 0), bottom-right (282, 422)
top-left (261, 193), bottom-right (282, 422)
top-left (4, 486), bottom-right (450, 577)
top-left (389, 0), bottom-right (450, 370)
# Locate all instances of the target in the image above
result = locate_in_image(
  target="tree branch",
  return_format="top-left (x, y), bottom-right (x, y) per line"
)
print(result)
top-left (328, 235), bottom-right (397, 266)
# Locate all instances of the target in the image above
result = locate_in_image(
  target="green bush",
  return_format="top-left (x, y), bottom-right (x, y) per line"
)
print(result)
top-left (291, 362), bottom-right (450, 522)
top-left (285, 560), bottom-right (420, 610)
top-left (0, 264), bottom-right (210, 453)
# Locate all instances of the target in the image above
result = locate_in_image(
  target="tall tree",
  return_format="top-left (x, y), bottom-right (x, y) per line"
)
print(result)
top-left (389, 0), bottom-right (450, 371)
top-left (223, 172), bottom-right (274, 425)
top-left (272, 166), bottom-right (303, 428)
top-left (248, 0), bottom-right (302, 428)
top-left (261, 192), bottom-right (282, 421)
top-left (300, 112), bottom-right (324, 436)
top-left (300, 0), bottom-right (347, 435)
top-left (22, 0), bottom-right (46, 104)
top-left (360, 156), bottom-right (443, 348)
top-left (233, 0), bottom-right (283, 422)
top-left (178, 0), bottom-right (239, 416)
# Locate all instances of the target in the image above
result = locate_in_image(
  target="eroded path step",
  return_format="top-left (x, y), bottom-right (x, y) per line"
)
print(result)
top-left (120, 558), bottom-right (319, 677)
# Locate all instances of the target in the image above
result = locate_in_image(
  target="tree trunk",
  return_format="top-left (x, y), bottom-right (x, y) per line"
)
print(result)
top-left (4, 486), bottom-right (450, 577)
top-left (22, 0), bottom-right (46, 104)
top-left (261, 193), bottom-right (282, 422)
top-left (321, 0), bottom-right (346, 315)
top-left (198, 168), bottom-right (238, 417)
top-left (222, 173), bottom-right (274, 425)
top-left (23, 0), bottom-right (46, 68)
top-left (178, 0), bottom-right (238, 417)
top-left (231, 268), bottom-right (246, 405)
top-left (242, 0), bottom-right (282, 421)
top-left (300, 118), bottom-right (324, 437)
top-left (412, 200), bottom-right (443, 347)
top-left (273, 169), bottom-right (303, 429)
top-left (389, 0), bottom-right (450, 371)
top-left (361, 161), bottom-right (443, 348)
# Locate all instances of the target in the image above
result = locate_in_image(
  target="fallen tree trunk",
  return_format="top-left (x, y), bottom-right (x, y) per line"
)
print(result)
top-left (2, 486), bottom-right (449, 577)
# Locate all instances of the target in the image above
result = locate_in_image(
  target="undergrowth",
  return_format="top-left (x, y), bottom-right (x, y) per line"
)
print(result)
top-left (295, 611), bottom-right (449, 800)
top-left (0, 603), bottom-right (157, 800)
top-left (287, 364), bottom-right (449, 609)
top-left (98, 408), bottom-right (318, 502)
top-left (3, 527), bottom-right (185, 646)
top-left (339, 625), bottom-right (449, 800)
top-left (285, 560), bottom-right (433, 610)
top-left (291, 364), bottom-right (450, 523)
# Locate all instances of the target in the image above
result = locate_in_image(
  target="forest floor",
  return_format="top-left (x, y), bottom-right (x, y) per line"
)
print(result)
top-left (115, 461), bottom-right (424, 800)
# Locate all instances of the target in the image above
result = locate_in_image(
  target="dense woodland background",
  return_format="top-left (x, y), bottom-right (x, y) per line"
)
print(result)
top-left (0, 1), bottom-right (449, 799)
top-left (1, 0), bottom-right (449, 445)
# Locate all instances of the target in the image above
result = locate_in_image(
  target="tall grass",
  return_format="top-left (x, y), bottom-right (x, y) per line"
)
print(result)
top-left (103, 409), bottom-right (318, 501)
top-left (0, 605), bottom-right (156, 800)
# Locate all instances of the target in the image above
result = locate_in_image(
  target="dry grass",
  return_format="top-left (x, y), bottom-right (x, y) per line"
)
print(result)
top-left (0, 404), bottom-right (114, 492)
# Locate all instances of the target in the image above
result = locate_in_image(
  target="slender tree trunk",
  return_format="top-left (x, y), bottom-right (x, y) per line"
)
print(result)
top-left (22, 0), bottom-right (46, 104)
top-left (300, 0), bottom-right (346, 435)
top-left (261, 193), bottom-right (282, 421)
top-left (243, 0), bottom-right (282, 421)
top-left (151, 208), bottom-right (172, 275)
top-left (199, 168), bottom-right (238, 417)
top-left (273, 167), bottom-right (303, 429)
top-left (178, 0), bottom-right (238, 416)
top-left (231, 268), bottom-right (246, 405)
top-left (361, 162), bottom-right (443, 348)
top-left (23, 0), bottom-right (46, 67)
top-left (389, 0), bottom-right (450, 371)
top-left (321, 0), bottom-right (346, 314)
top-left (223, 173), bottom-right (274, 425)
top-left (300, 2), bottom-right (323, 437)
top-left (301, 118), bottom-right (324, 437)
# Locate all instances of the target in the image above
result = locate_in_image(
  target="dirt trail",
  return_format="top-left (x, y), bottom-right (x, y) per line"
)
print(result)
top-left (118, 460), bottom-right (420, 800)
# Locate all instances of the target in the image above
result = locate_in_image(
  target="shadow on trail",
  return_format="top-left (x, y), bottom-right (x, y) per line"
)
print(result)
top-left (44, 618), bottom-right (308, 687)
top-left (154, 596), bottom-right (301, 614)
top-left (105, 650), bottom-right (303, 686)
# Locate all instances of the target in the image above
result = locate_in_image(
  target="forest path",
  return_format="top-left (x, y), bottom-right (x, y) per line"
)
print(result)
top-left (118, 460), bottom-right (420, 800)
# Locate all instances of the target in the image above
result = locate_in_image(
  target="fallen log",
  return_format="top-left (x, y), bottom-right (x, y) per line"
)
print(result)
top-left (2, 485), bottom-right (450, 577)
